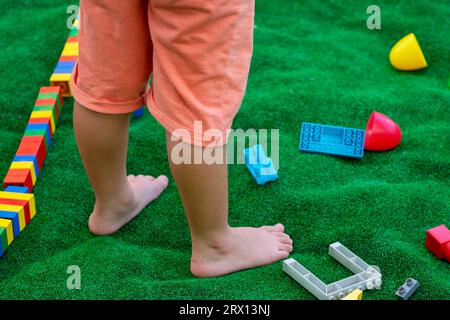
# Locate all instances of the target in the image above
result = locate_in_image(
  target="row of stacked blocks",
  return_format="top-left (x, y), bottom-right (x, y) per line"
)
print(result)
top-left (50, 17), bottom-right (79, 97)
top-left (0, 87), bottom-right (63, 257)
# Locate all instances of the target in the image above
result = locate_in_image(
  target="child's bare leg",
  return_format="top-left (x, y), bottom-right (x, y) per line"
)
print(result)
top-left (74, 102), bottom-right (168, 235)
top-left (166, 133), bottom-right (293, 277)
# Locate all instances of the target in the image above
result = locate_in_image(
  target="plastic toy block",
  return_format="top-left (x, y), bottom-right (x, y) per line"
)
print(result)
top-left (364, 112), bottom-right (402, 151)
top-left (39, 86), bottom-right (63, 107)
top-left (396, 278), bottom-right (420, 300)
top-left (35, 99), bottom-right (59, 118)
top-left (133, 107), bottom-right (145, 119)
top-left (4, 186), bottom-right (29, 193)
top-left (0, 198), bottom-right (31, 224)
top-left (299, 123), bottom-right (365, 159)
top-left (10, 162), bottom-right (36, 185)
top-left (0, 191), bottom-right (36, 220)
top-left (283, 242), bottom-right (382, 300)
top-left (0, 226), bottom-right (8, 256)
top-left (30, 111), bottom-right (55, 133)
top-left (0, 219), bottom-right (14, 245)
top-left (27, 122), bottom-right (53, 139)
top-left (24, 124), bottom-right (51, 147)
top-left (50, 73), bottom-right (73, 97)
top-left (342, 289), bottom-right (363, 300)
top-left (59, 55), bottom-right (77, 62)
top-left (244, 144), bottom-right (278, 185)
top-left (33, 106), bottom-right (58, 125)
top-left (17, 136), bottom-right (47, 169)
top-left (4, 168), bottom-right (34, 191)
top-left (425, 225), bottom-right (450, 262)
top-left (0, 205), bottom-right (26, 234)
top-left (0, 211), bottom-right (20, 237)
top-left (28, 118), bottom-right (54, 135)
top-left (390, 33), bottom-right (427, 71)
top-left (61, 48), bottom-right (78, 57)
top-left (69, 28), bottom-right (79, 36)
top-left (66, 36), bottom-right (78, 43)
top-left (14, 155), bottom-right (39, 176)
top-left (37, 94), bottom-right (62, 112)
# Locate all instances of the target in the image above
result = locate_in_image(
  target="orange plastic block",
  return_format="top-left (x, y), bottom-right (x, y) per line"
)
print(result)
top-left (16, 136), bottom-right (47, 169)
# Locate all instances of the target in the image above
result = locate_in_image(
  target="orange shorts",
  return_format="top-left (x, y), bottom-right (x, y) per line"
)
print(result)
top-left (72, 0), bottom-right (255, 146)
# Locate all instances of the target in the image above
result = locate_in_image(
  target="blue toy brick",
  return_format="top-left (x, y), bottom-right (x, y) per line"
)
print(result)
top-left (0, 227), bottom-right (7, 257)
top-left (4, 186), bottom-right (30, 193)
top-left (13, 155), bottom-right (39, 176)
top-left (53, 68), bottom-right (75, 74)
top-left (244, 144), bottom-right (278, 185)
top-left (56, 61), bottom-right (76, 69)
top-left (299, 122), bottom-right (365, 159)
top-left (396, 278), bottom-right (420, 300)
top-left (26, 123), bottom-right (51, 145)
top-left (133, 107), bottom-right (145, 119)
top-left (0, 211), bottom-right (20, 237)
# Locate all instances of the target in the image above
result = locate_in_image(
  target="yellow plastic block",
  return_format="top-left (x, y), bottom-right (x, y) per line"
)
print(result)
top-left (50, 73), bottom-right (73, 97)
top-left (10, 162), bottom-right (36, 185)
top-left (63, 42), bottom-right (78, 52)
top-left (342, 289), bottom-right (363, 300)
top-left (31, 111), bottom-right (56, 133)
top-left (61, 48), bottom-right (78, 57)
top-left (72, 19), bottom-right (79, 28)
top-left (0, 191), bottom-right (35, 218)
top-left (0, 219), bottom-right (14, 245)
top-left (389, 33), bottom-right (428, 71)
top-left (0, 204), bottom-right (26, 232)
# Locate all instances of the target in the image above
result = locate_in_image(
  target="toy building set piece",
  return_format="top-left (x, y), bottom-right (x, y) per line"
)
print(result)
top-left (389, 33), bottom-right (428, 71)
top-left (342, 289), bottom-right (363, 300)
top-left (244, 144), bottom-right (278, 185)
top-left (425, 225), bottom-right (450, 262)
top-left (299, 123), bottom-right (365, 159)
top-left (283, 242), bottom-right (382, 300)
top-left (396, 278), bottom-right (420, 300)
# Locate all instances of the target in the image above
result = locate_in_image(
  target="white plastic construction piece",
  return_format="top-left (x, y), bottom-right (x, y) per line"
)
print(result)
top-left (283, 242), bottom-right (382, 300)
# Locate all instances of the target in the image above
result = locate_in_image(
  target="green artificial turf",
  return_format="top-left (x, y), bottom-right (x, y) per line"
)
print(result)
top-left (0, 0), bottom-right (449, 300)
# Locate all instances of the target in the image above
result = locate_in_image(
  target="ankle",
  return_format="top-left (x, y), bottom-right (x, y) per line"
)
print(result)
top-left (191, 226), bottom-right (233, 252)
top-left (94, 184), bottom-right (136, 214)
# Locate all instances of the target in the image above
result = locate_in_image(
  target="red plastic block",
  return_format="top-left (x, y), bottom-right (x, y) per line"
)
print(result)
top-left (3, 169), bottom-right (34, 192)
top-left (0, 198), bottom-right (31, 224)
top-left (364, 112), bottom-right (402, 151)
top-left (59, 56), bottom-right (77, 62)
top-left (28, 117), bottom-right (54, 136)
top-left (39, 86), bottom-right (64, 107)
top-left (16, 136), bottom-right (47, 169)
top-left (34, 99), bottom-right (59, 118)
top-left (66, 36), bottom-right (78, 43)
top-left (425, 225), bottom-right (450, 262)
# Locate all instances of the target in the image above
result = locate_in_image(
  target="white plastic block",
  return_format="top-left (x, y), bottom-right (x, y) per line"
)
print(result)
top-left (283, 242), bottom-right (382, 300)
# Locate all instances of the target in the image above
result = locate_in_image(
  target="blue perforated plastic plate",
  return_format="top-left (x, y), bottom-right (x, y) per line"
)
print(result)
top-left (299, 122), bottom-right (365, 159)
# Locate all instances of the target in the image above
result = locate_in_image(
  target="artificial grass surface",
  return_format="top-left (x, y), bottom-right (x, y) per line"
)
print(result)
top-left (0, 0), bottom-right (449, 299)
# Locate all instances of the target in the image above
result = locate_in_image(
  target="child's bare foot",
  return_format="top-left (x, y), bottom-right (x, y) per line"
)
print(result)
top-left (88, 175), bottom-right (169, 235)
top-left (190, 224), bottom-right (293, 277)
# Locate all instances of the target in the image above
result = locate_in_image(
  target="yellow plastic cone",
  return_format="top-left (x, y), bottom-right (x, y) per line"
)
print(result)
top-left (389, 33), bottom-right (428, 71)
top-left (341, 289), bottom-right (363, 300)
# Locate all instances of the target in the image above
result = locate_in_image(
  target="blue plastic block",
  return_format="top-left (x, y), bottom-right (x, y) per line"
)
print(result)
top-left (4, 186), bottom-right (30, 193)
top-left (53, 68), bottom-right (75, 74)
top-left (0, 211), bottom-right (20, 237)
top-left (133, 107), bottom-right (145, 119)
top-left (244, 144), bottom-right (278, 185)
top-left (299, 122), bottom-right (365, 159)
top-left (13, 155), bottom-right (39, 176)
top-left (56, 61), bottom-right (76, 69)
top-left (26, 123), bottom-right (51, 146)
top-left (396, 278), bottom-right (420, 300)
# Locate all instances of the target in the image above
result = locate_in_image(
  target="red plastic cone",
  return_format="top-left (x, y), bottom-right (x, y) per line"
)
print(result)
top-left (364, 112), bottom-right (402, 151)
